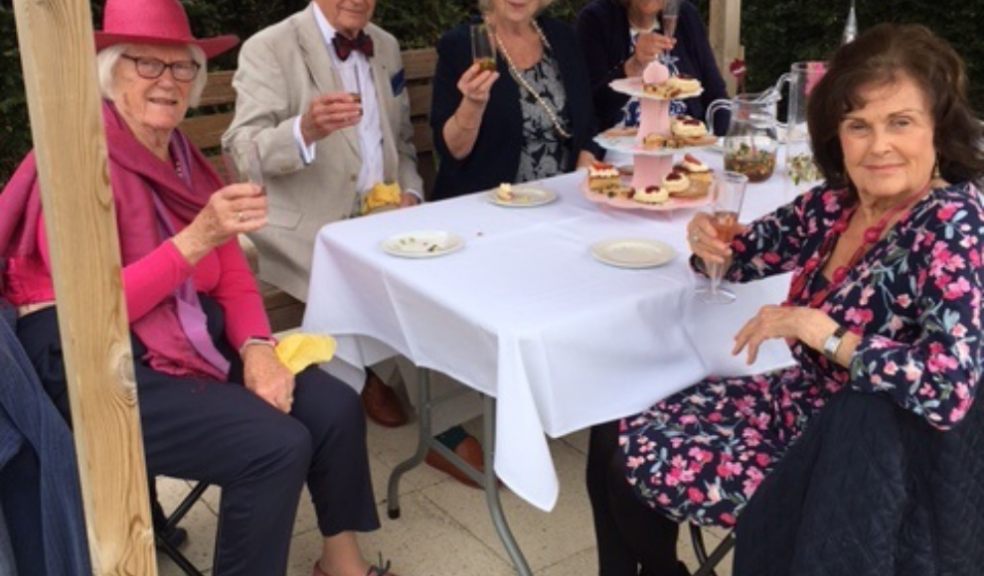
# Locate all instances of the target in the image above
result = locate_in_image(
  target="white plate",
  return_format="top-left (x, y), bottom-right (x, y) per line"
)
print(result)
top-left (487, 187), bottom-right (557, 207)
top-left (594, 133), bottom-right (717, 157)
top-left (591, 239), bottom-right (676, 269)
top-left (609, 77), bottom-right (703, 101)
top-left (381, 230), bottom-right (464, 258)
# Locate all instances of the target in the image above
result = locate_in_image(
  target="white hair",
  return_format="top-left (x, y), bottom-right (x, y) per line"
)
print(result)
top-left (96, 43), bottom-right (208, 107)
top-left (478, 0), bottom-right (555, 13)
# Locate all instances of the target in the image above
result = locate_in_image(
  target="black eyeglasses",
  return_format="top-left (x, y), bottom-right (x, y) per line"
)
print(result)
top-left (121, 54), bottom-right (201, 82)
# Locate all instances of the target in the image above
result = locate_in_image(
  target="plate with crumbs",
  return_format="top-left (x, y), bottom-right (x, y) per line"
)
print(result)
top-left (487, 186), bottom-right (557, 207)
top-left (590, 239), bottom-right (676, 269)
top-left (382, 231), bottom-right (465, 258)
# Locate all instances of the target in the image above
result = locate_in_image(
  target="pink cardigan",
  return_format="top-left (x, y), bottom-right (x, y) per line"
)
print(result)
top-left (1, 102), bottom-right (270, 377)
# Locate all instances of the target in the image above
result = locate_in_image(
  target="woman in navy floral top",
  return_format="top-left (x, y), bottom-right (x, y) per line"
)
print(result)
top-left (586, 23), bottom-right (984, 576)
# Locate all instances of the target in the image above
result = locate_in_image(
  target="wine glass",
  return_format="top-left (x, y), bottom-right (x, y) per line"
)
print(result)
top-left (470, 23), bottom-right (496, 72)
top-left (696, 171), bottom-right (749, 304)
top-left (661, 0), bottom-right (681, 47)
top-left (221, 139), bottom-right (264, 189)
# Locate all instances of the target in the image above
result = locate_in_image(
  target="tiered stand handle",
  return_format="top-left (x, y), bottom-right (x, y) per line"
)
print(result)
top-left (633, 98), bottom-right (675, 189)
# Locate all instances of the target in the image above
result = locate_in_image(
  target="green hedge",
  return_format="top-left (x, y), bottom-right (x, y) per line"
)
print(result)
top-left (2, 0), bottom-right (981, 182)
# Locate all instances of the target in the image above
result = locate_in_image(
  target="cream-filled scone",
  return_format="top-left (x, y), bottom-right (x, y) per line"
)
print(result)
top-left (677, 153), bottom-right (711, 176)
top-left (588, 162), bottom-right (621, 191)
top-left (634, 185), bottom-right (670, 204)
top-left (671, 116), bottom-right (709, 139)
top-left (661, 171), bottom-right (691, 194)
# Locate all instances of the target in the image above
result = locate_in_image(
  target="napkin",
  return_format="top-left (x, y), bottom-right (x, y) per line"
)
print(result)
top-left (362, 181), bottom-right (402, 215)
top-left (275, 333), bottom-right (337, 374)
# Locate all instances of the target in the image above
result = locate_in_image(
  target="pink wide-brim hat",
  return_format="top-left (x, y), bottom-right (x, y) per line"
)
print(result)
top-left (94, 0), bottom-right (239, 59)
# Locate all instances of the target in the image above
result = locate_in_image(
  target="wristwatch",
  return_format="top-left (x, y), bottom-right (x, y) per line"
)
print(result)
top-left (240, 335), bottom-right (277, 355)
top-left (822, 325), bottom-right (848, 361)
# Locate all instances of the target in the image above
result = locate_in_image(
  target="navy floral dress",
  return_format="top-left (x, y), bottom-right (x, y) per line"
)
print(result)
top-left (621, 182), bottom-right (984, 528)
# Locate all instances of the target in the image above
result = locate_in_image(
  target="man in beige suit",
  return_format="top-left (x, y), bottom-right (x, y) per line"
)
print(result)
top-left (224, 0), bottom-right (421, 304)
top-left (225, 0), bottom-right (486, 487)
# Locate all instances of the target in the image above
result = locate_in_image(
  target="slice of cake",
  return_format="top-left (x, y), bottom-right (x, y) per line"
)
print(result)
top-left (588, 162), bottom-right (621, 191)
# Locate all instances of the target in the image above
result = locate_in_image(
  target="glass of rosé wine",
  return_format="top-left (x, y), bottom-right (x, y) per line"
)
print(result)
top-left (696, 171), bottom-right (748, 304)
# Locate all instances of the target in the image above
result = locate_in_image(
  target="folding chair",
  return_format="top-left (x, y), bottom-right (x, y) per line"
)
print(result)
top-left (690, 524), bottom-right (735, 576)
top-left (152, 481), bottom-right (209, 576)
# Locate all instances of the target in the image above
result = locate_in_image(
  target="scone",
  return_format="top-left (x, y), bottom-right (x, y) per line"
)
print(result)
top-left (667, 74), bottom-right (701, 95)
top-left (634, 185), bottom-right (670, 204)
top-left (661, 171), bottom-right (691, 195)
top-left (675, 153), bottom-right (713, 196)
top-left (671, 116), bottom-right (709, 140)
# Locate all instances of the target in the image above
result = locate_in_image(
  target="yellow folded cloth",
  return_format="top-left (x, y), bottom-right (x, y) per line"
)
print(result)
top-left (274, 333), bottom-right (337, 375)
top-left (362, 181), bottom-right (402, 215)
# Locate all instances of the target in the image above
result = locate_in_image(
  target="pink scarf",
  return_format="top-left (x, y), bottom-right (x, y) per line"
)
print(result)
top-left (0, 101), bottom-right (229, 380)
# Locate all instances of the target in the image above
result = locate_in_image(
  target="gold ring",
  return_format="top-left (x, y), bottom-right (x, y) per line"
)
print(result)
top-left (691, 233), bottom-right (700, 243)
top-left (237, 211), bottom-right (246, 223)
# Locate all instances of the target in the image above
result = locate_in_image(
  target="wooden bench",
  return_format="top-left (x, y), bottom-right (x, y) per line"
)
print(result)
top-left (179, 47), bottom-right (438, 332)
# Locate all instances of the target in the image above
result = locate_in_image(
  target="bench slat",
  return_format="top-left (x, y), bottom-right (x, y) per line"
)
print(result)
top-left (181, 112), bottom-right (236, 151)
top-left (402, 48), bottom-right (437, 82)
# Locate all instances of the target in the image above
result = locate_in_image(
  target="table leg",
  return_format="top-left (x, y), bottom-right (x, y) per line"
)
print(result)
top-left (387, 367), bottom-right (432, 519)
top-left (483, 395), bottom-right (532, 576)
top-left (384, 371), bottom-right (533, 576)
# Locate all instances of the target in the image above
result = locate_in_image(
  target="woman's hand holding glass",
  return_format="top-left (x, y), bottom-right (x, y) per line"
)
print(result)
top-left (172, 184), bottom-right (268, 265)
top-left (691, 171), bottom-right (749, 304)
top-left (687, 211), bottom-right (737, 266)
top-left (626, 32), bottom-right (675, 77)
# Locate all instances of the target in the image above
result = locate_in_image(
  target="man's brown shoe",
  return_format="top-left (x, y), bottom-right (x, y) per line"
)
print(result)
top-left (361, 370), bottom-right (408, 428)
top-left (425, 433), bottom-right (485, 489)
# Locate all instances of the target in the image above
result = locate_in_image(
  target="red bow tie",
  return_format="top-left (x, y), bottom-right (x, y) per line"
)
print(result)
top-left (332, 32), bottom-right (374, 61)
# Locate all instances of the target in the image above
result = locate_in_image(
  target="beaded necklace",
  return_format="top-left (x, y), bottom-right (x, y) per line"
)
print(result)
top-left (492, 19), bottom-right (572, 140)
top-left (786, 184), bottom-right (930, 309)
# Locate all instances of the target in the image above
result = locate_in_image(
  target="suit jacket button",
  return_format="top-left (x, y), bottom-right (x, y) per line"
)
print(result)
top-left (350, 174), bottom-right (357, 182)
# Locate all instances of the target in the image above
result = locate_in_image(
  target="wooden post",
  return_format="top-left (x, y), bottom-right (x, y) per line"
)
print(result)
top-left (12, 0), bottom-right (158, 574)
top-left (709, 0), bottom-right (745, 94)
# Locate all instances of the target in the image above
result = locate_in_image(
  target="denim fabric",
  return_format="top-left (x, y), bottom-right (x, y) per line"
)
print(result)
top-left (0, 306), bottom-right (90, 575)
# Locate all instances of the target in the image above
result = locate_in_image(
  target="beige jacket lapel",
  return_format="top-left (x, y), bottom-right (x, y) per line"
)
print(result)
top-left (367, 27), bottom-right (397, 182)
top-left (294, 7), bottom-right (361, 159)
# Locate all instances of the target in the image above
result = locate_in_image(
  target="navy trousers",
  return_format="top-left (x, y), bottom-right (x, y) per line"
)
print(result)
top-left (17, 301), bottom-right (379, 576)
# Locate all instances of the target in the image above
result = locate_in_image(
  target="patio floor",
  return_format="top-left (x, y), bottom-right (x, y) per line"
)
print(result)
top-left (156, 418), bottom-right (734, 576)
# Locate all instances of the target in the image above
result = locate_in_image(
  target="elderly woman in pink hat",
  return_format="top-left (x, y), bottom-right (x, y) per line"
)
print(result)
top-left (0, 1), bottom-right (395, 575)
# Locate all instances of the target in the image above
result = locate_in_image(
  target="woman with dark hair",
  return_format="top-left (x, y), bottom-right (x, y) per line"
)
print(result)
top-left (575, 0), bottom-right (729, 134)
top-left (587, 23), bottom-right (984, 576)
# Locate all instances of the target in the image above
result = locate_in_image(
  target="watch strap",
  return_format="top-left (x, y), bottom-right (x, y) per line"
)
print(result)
top-left (822, 325), bottom-right (848, 361)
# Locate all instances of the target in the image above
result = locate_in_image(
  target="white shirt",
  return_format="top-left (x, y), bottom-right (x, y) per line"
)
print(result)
top-left (292, 3), bottom-right (384, 198)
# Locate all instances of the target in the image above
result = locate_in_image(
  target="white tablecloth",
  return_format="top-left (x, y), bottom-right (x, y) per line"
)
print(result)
top-left (303, 152), bottom-right (805, 511)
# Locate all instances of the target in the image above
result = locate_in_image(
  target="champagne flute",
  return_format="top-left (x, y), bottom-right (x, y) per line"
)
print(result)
top-left (696, 171), bottom-right (749, 304)
top-left (221, 139), bottom-right (264, 189)
top-left (471, 23), bottom-right (497, 72)
top-left (661, 0), bottom-right (681, 47)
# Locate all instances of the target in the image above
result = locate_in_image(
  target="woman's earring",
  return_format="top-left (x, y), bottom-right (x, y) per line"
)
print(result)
top-left (932, 158), bottom-right (941, 180)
